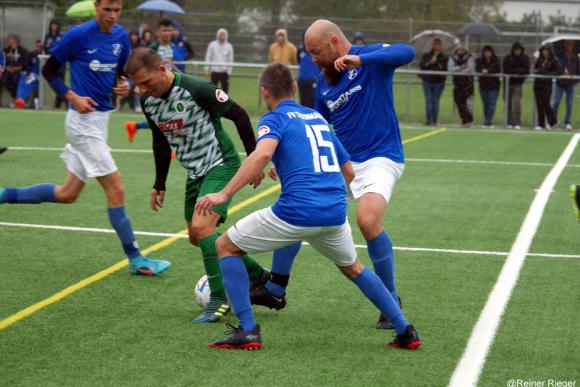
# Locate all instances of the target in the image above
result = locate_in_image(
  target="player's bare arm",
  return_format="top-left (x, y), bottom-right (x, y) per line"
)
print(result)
top-left (334, 55), bottom-right (362, 71)
top-left (196, 138), bottom-right (278, 216)
top-left (112, 76), bottom-right (130, 97)
top-left (341, 161), bottom-right (355, 186)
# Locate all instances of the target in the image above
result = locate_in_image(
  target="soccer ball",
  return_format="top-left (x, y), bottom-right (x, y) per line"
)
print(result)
top-left (194, 275), bottom-right (211, 309)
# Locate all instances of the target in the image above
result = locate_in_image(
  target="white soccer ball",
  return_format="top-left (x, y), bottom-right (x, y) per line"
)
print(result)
top-left (194, 275), bottom-right (211, 309)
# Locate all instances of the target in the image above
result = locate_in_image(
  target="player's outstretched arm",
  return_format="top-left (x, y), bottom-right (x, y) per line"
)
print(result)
top-left (223, 102), bottom-right (256, 156)
top-left (196, 138), bottom-right (278, 216)
top-left (358, 43), bottom-right (416, 68)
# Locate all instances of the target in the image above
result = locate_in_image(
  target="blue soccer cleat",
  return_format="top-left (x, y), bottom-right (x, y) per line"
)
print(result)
top-left (571, 185), bottom-right (580, 221)
top-left (0, 188), bottom-right (5, 204)
top-left (129, 255), bottom-right (172, 276)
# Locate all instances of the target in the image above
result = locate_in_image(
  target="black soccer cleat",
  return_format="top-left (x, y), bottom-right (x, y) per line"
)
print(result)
top-left (0, 147), bottom-right (7, 155)
top-left (208, 323), bottom-right (262, 350)
top-left (388, 324), bottom-right (422, 350)
top-left (250, 285), bottom-right (286, 310)
top-left (250, 269), bottom-right (270, 291)
top-left (376, 296), bottom-right (402, 330)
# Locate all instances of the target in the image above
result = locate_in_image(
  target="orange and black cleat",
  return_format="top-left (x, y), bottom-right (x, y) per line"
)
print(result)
top-left (125, 121), bottom-right (138, 143)
top-left (388, 324), bottom-right (422, 350)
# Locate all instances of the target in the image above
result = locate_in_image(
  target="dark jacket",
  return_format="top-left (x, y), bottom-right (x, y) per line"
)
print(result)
top-left (502, 42), bottom-right (530, 85)
top-left (419, 50), bottom-right (448, 83)
top-left (476, 46), bottom-right (501, 90)
top-left (448, 48), bottom-right (475, 89)
top-left (43, 19), bottom-right (62, 54)
top-left (534, 45), bottom-right (563, 87)
top-left (3, 45), bottom-right (28, 73)
top-left (556, 50), bottom-right (579, 86)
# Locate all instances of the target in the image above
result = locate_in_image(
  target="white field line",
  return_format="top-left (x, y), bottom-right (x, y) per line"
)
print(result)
top-left (448, 133), bottom-right (580, 387)
top-left (1, 221), bottom-right (579, 260)
top-left (7, 146), bottom-right (580, 168)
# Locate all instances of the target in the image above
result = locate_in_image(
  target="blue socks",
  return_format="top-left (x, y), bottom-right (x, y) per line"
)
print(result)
top-left (367, 231), bottom-right (399, 303)
top-left (136, 121), bottom-right (149, 129)
top-left (266, 241), bottom-right (302, 297)
top-left (219, 256), bottom-right (256, 331)
top-left (353, 267), bottom-right (409, 335)
top-left (108, 206), bottom-right (141, 259)
top-left (1, 184), bottom-right (56, 204)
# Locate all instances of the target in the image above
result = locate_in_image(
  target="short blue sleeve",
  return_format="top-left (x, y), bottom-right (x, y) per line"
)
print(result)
top-left (50, 26), bottom-right (82, 64)
top-left (256, 114), bottom-right (282, 143)
top-left (332, 132), bottom-right (350, 165)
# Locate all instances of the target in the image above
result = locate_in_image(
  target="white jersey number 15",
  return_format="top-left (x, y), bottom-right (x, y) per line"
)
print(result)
top-left (305, 124), bottom-right (340, 173)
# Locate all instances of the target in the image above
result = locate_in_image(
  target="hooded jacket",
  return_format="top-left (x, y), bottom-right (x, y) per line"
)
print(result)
top-left (534, 45), bottom-right (563, 87)
top-left (556, 45), bottom-right (579, 87)
top-left (502, 42), bottom-right (530, 85)
top-left (205, 28), bottom-right (233, 74)
top-left (268, 29), bottom-right (297, 65)
top-left (448, 44), bottom-right (475, 88)
top-left (43, 19), bottom-right (62, 54)
top-left (476, 45), bottom-right (502, 90)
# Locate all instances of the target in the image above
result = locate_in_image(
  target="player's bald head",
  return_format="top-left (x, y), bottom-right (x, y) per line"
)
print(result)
top-left (125, 47), bottom-right (163, 75)
top-left (305, 19), bottom-right (347, 46)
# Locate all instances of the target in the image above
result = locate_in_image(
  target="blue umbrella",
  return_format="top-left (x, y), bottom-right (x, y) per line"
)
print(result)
top-left (137, 0), bottom-right (185, 15)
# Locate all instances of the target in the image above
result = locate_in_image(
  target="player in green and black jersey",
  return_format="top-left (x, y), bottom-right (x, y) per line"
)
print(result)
top-left (125, 47), bottom-right (268, 323)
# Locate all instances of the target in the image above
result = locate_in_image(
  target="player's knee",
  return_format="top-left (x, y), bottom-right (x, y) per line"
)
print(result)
top-left (215, 235), bottom-right (229, 257)
top-left (189, 222), bottom-right (211, 241)
top-left (357, 213), bottom-right (380, 236)
top-left (55, 187), bottom-right (80, 204)
top-left (188, 232), bottom-right (199, 247)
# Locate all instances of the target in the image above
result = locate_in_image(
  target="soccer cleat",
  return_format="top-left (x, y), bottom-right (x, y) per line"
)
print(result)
top-left (0, 188), bottom-right (5, 204)
top-left (129, 255), bottom-right (172, 276)
top-left (250, 269), bottom-right (270, 291)
top-left (0, 146), bottom-right (7, 155)
top-left (14, 98), bottom-right (26, 109)
top-left (193, 300), bottom-right (230, 324)
top-left (571, 185), bottom-right (580, 221)
top-left (250, 285), bottom-right (286, 310)
top-left (388, 324), bottom-right (422, 350)
top-left (125, 121), bottom-right (138, 143)
top-left (376, 296), bottom-right (402, 330)
top-left (209, 323), bottom-right (262, 350)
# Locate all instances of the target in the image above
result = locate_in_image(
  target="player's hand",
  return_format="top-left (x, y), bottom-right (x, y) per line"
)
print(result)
top-left (268, 165), bottom-right (278, 180)
top-left (151, 189), bottom-right (165, 211)
top-left (196, 192), bottom-right (228, 216)
top-left (113, 76), bottom-right (130, 97)
top-left (250, 171), bottom-right (265, 189)
top-left (334, 55), bottom-right (362, 71)
top-left (68, 93), bottom-right (97, 113)
top-left (431, 55), bottom-right (438, 65)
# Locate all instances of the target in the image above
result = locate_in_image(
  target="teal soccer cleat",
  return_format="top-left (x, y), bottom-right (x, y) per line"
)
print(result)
top-left (193, 300), bottom-right (230, 324)
top-left (129, 256), bottom-right (172, 276)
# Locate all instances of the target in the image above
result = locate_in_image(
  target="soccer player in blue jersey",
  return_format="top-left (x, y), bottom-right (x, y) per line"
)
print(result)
top-left (251, 19), bottom-right (416, 330)
top-left (196, 63), bottom-right (421, 350)
top-left (0, 0), bottom-right (171, 275)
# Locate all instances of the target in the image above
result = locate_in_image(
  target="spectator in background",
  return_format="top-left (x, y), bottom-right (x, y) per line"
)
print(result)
top-left (1, 34), bottom-right (28, 108)
top-left (14, 39), bottom-right (43, 109)
top-left (172, 21), bottom-right (194, 73)
top-left (44, 20), bottom-right (67, 109)
top-left (296, 34), bottom-right (319, 108)
top-left (476, 45), bottom-right (501, 127)
top-left (269, 29), bottom-right (297, 65)
top-left (552, 40), bottom-right (579, 130)
top-left (534, 45), bottom-right (562, 130)
top-left (448, 44), bottom-right (475, 126)
top-left (141, 30), bottom-right (153, 47)
top-left (352, 31), bottom-right (366, 45)
top-left (503, 42), bottom-right (529, 129)
top-left (129, 31), bottom-right (143, 49)
top-left (0, 49), bottom-right (4, 106)
top-left (204, 28), bottom-right (233, 93)
top-left (419, 38), bottom-right (447, 125)
top-left (151, 19), bottom-right (175, 70)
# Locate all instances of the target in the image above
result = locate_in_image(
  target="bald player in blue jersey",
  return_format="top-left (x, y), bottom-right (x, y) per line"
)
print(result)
top-left (195, 63), bottom-right (421, 351)
top-left (251, 19), bottom-right (415, 330)
top-left (0, 0), bottom-right (171, 275)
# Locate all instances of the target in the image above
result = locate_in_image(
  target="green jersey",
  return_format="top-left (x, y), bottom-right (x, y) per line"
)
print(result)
top-left (142, 72), bottom-right (240, 180)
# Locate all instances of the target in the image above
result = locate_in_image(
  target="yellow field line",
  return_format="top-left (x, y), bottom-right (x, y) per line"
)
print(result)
top-left (0, 129), bottom-right (446, 331)
top-left (403, 127), bottom-right (447, 145)
top-left (0, 184), bottom-right (281, 331)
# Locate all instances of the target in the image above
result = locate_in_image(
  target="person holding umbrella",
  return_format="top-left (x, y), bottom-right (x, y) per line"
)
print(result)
top-left (419, 38), bottom-right (447, 126)
top-left (552, 40), bottom-right (579, 130)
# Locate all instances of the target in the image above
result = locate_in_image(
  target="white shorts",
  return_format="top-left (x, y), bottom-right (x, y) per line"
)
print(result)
top-left (348, 157), bottom-right (404, 204)
top-left (228, 207), bottom-right (357, 267)
top-left (60, 110), bottom-right (117, 182)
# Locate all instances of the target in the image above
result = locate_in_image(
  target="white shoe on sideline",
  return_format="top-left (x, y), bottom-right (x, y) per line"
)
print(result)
top-left (566, 124), bottom-right (573, 130)
top-left (534, 126), bottom-right (543, 131)
top-left (514, 125), bottom-right (521, 130)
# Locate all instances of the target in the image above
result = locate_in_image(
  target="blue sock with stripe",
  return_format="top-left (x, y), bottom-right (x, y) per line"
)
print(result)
top-left (353, 267), bottom-right (409, 335)
top-left (367, 231), bottom-right (399, 303)
top-left (108, 206), bottom-right (141, 259)
top-left (219, 256), bottom-right (256, 331)
top-left (1, 184), bottom-right (56, 204)
top-left (136, 121), bottom-right (149, 129)
top-left (266, 241), bottom-right (302, 297)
